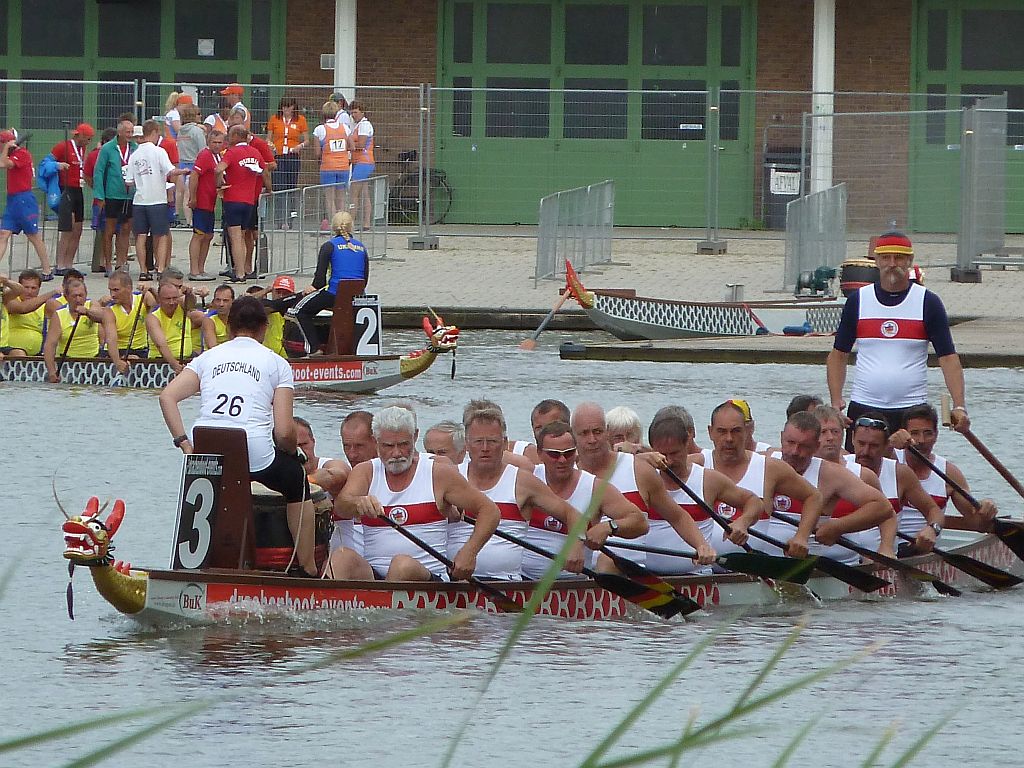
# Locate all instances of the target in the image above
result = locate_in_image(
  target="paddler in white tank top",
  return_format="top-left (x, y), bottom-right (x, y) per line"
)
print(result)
top-left (294, 417), bottom-right (357, 554)
top-left (849, 413), bottom-right (943, 555)
top-left (889, 404), bottom-right (998, 533)
top-left (448, 408), bottom-right (585, 579)
top-left (571, 402), bottom-right (715, 574)
top-left (692, 401), bottom-right (823, 558)
top-left (647, 412), bottom-right (763, 573)
top-left (519, 397), bottom-right (573, 464)
top-left (527, 420), bottom-right (649, 579)
top-left (768, 412), bottom-right (893, 565)
top-left (330, 406), bottom-right (501, 582)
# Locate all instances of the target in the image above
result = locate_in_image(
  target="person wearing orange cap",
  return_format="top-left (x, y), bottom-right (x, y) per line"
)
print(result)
top-left (250, 274), bottom-right (302, 358)
top-left (52, 122), bottom-right (95, 275)
top-left (827, 230), bottom-right (969, 448)
top-left (163, 91), bottom-right (193, 140)
top-left (219, 83), bottom-right (251, 132)
top-left (0, 129), bottom-right (53, 280)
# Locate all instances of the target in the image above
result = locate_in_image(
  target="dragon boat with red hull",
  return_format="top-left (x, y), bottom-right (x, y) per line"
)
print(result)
top-left (61, 429), bottom-right (1022, 626)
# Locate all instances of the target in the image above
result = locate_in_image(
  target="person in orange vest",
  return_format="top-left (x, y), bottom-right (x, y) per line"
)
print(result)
top-left (312, 100), bottom-right (351, 231)
top-left (349, 102), bottom-right (376, 231)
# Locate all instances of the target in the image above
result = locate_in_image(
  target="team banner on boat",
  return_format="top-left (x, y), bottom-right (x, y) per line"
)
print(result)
top-left (171, 454), bottom-right (225, 570)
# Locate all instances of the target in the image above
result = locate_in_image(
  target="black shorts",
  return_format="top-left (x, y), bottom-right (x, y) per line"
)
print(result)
top-left (250, 448), bottom-right (309, 503)
top-left (244, 202), bottom-right (260, 232)
top-left (58, 187), bottom-right (85, 230)
top-left (105, 199), bottom-right (133, 223)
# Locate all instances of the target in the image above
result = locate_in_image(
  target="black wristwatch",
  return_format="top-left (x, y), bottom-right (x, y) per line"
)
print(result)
top-left (172, 434), bottom-right (190, 447)
top-left (929, 522), bottom-right (943, 536)
top-left (607, 519), bottom-right (620, 536)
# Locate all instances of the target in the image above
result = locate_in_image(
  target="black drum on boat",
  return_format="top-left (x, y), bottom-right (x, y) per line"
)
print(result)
top-left (251, 483), bottom-right (334, 572)
top-left (839, 258), bottom-right (878, 296)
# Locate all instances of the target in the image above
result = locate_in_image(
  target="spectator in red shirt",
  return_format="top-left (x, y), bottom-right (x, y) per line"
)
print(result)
top-left (215, 125), bottom-right (267, 282)
top-left (187, 129), bottom-right (227, 280)
top-left (52, 122), bottom-right (95, 275)
top-left (227, 111), bottom-right (275, 279)
top-left (0, 130), bottom-right (52, 279)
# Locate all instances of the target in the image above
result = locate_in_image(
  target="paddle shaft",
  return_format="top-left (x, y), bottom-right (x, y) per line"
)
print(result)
top-left (126, 290), bottom-right (146, 352)
top-left (891, 528), bottom-right (1022, 588)
top-left (905, 444), bottom-right (980, 509)
top-left (530, 292), bottom-right (569, 340)
top-left (377, 516), bottom-right (520, 612)
top-left (604, 539), bottom-right (699, 560)
top-left (56, 310), bottom-right (83, 378)
top-left (962, 430), bottom-right (1024, 502)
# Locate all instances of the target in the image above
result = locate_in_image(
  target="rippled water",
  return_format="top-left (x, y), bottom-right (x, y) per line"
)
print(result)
top-left (4, 330), bottom-right (1024, 766)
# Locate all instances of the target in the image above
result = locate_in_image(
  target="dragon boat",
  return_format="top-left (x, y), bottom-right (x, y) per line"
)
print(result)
top-left (1, 286), bottom-right (459, 394)
top-left (563, 261), bottom-right (844, 341)
top-left (61, 429), bottom-right (1021, 626)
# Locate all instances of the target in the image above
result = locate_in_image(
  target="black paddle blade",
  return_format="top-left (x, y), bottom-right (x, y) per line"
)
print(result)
top-left (716, 552), bottom-right (815, 585)
top-left (992, 519), bottom-right (1024, 562)
top-left (592, 571), bottom-right (697, 619)
top-left (935, 550), bottom-right (1023, 590)
top-left (807, 554), bottom-right (891, 593)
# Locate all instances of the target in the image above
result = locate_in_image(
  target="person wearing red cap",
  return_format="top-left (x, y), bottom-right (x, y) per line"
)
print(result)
top-left (827, 230), bottom-right (969, 447)
top-left (52, 123), bottom-right (95, 275)
top-left (0, 130), bottom-right (53, 280)
top-left (251, 274), bottom-right (301, 358)
top-left (219, 83), bottom-right (251, 132)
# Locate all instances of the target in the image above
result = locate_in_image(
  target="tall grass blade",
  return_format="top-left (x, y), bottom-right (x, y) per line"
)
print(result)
top-left (886, 712), bottom-right (953, 768)
top-left (1, 705), bottom-right (181, 753)
top-left (731, 617), bottom-right (805, 711)
top-left (769, 715), bottom-right (822, 768)
top-left (859, 722), bottom-right (898, 768)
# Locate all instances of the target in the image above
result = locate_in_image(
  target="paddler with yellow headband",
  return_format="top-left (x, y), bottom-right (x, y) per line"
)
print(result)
top-left (42, 278), bottom-right (126, 382)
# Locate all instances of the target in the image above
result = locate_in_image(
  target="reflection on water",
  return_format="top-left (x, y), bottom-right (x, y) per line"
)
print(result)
top-left (4, 332), bottom-right (1024, 767)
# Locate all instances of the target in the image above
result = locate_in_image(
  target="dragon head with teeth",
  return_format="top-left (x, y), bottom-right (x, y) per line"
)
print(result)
top-left (63, 497), bottom-right (124, 565)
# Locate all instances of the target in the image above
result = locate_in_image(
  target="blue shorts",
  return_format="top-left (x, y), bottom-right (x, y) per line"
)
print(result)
top-left (350, 164), bottom-right (375, 182)
top-left (178, 161), bottom-right (195, 171)
top-left (192, 208), bottom-right (215, 234)
top-left (320, 170), bottom-right (350, 186)
top-left (2, 191), bottom-right (40, 235)
top-left (133, 203), bottom-right (170, 236)
top-left (222, 201), bottom-right (254, 229)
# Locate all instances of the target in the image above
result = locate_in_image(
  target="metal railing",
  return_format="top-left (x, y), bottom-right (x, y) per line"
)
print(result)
top-left (535, 180), bottom-right (615, 284)
top-left (784, 183), bottom-right (848, 290)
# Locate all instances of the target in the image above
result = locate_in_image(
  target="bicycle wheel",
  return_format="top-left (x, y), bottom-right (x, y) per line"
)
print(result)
top-left (388, 172), bottom-right (420, 225)
top-left (426, 172), bottom-right (453, 225)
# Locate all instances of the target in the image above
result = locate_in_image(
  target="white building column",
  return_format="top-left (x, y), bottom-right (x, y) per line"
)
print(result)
top-left (810, 0), bottom-right (835, 194)
top-left (334, 0), bottom-right (357, 100)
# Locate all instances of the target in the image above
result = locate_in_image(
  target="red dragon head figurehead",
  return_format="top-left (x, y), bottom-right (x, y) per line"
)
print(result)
top-left (62, 497), bottom-right (125, 565)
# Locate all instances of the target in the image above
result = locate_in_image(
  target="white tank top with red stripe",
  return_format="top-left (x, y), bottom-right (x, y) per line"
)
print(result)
top-left (894, 449), bottom-right (948, 536)
top-left (449, 462), bottom-right (527, 579)
top-left (363, 454), bottom-right (447, 577)
top-left (851, 283), bottom-right (930, 408)
top-left (522, 466), bottom-right (597, 579)
top-left (702, 449), bottom-right (768, 520)
top-left (845, 454), bottom-right (900, 512)
top-left (604, 453), bottom-right (649, 564)
top-left (648, 463), bottom-right (714, 573)
top-left (768, 452), bottom-right (821, 516)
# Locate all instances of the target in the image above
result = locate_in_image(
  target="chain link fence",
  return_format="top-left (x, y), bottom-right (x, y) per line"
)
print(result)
top-left (535, 180), bottom-right (615, 284)
top-left (784, 183), bottom-right (847, 290)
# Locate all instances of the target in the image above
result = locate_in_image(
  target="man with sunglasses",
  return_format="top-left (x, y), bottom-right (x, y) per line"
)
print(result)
top-left (827, 231), bottom-right (969, 449)
top-left (519, 398), bottom-right (572, 464)
top-left (572, 402), bottom-right (716, 572)
top-left (889, 404), bottom-right (998, 534)
top-left (523, 420), bottom-right (650, 580)
top-left (850, 413), bottom-right (942, 554)
top-left (694, 401), bottom-right (824, 559)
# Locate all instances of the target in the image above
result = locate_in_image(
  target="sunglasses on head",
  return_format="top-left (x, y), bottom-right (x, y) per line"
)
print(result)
top-left (542, 447), bottom-right (577, 459)
top-left (853, 416), bottom-right (889, 433)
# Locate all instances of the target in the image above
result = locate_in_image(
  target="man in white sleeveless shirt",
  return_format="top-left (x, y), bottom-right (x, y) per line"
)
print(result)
top-left (448, 408), bottom-right (585, 578)
top-left (423, 419), bottom-right (467, 467)
top-left (462, 399), bottom-right (535, 471)
top-left (525, 421), bottom-right (649, 579)
top-left (693, 401), bottom-right (823, 558)
top-left (517, 398), bottom-right (571, 464)
top-left (889, 404), bottom-right (997, 533)
top-left (572, 402), bottom-right (716, 573)
top-left (332, 407), bottom-right (500, 581)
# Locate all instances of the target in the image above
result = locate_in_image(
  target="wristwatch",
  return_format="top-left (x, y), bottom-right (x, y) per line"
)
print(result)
top-left (172, 434), bottom-right (189, 448)
top-left (607, 519), bottom-right (620, 536)
top-left (929, 522), bottom-right (943, 536)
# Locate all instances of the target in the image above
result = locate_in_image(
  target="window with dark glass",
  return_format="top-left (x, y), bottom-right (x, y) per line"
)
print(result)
top-left (453, 76), bottom-right (473, 137)
top-left (176, 0), bottom-right (239, 61)
top-left (926, 10), bottom-right (947, 71)
top-left (22, 0), bottom-right (85, 57)
top-left (98, 0), bottom-right (161, 59)
top-left (0, 6), bottom-right (7, 56)
top-left (97, 71), bottom-right (155, 127)
top-left (487, 4), bottom-right (550, 64)
top-left (925, 85), bottom-right (946, 144)
top-left (641, 80), bottom-right (706, 140)
top-left (720, 80), bottom-right (740, 140)
top-left (963, 85), bottom-right (1024, 145)
top-left (454, 3), bottom-right (474, 64)
top-left (721, 6), bottom-right (742, 67)
top-left (485, 77), bottom-right (549, 138)
top-left (565, 5), bottom-right (628, 65)
top-left (252, 0), bottom-right (272, 61)
top-left (642, 6), bottom-right (707, 66)
top-left (564, 78), bottom-right (628, 139)
top-left (961, 10), bottom-right (1024, 71)
top-left (21, 72), bottom-right (84, 129)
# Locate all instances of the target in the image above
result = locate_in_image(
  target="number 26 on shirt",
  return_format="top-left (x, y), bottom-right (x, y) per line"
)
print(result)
top-left (212, 394), bottom-right (245, 417)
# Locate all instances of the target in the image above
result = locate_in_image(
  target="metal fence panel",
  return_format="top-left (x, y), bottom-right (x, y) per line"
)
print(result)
top-left (958, 96), bottom-right (1010, 269)
top-left (535, 180), bottom-right (614, 284)
top-left (784, 183), bottom-right (848, 289)
top-left (295, 176), bottom-right (389, 269)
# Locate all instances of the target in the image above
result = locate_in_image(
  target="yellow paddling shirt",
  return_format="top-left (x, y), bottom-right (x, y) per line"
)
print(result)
top-left (110, 292), bottom-right (149, 350)
top-left (0, 302), bottom-right (9, 347)
top-left (54, 305), bottom-right (100, 358)
top-left (148, 305), bottom-right (193, 359)
top-left (8, 299), bottom-right (46, 354)
top-left (263, 312), bottom-right (287, 359)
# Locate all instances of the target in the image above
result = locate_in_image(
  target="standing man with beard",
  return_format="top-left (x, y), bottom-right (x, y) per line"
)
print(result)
top-left (827, 231), bottom-right (969, 444)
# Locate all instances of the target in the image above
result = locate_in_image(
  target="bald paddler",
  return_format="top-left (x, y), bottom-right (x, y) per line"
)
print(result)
top-left (146, 281), bottom-right (215, 373)
top-left (43, 278), bottom-right (126, 382)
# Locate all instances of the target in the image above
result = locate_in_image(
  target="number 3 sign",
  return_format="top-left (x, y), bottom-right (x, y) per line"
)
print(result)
top-left (171, 454), bottom-right (224, 569)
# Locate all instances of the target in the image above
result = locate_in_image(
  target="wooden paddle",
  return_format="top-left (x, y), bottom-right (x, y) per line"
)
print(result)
top-left (939, 395), bottom-right (1024, 501)
top-left (125, 288), bottom-right (147, 355)
top-left (770, 511), bottom-right (961, 597)
top-left (473, 521), bottom-right (701, 619)
top-left (893, 529), bottom-right (1021, 589)
top-left (377, 516), bottom-right (522, 613)
top-left (55, 310), bottom-right (83, 381)
top-left (903, 442), bottom-right (1024, 563)
top-left (600, 539), bottom-right (816, 585)
top-left (519, 291), bottom-right (569, 350)
top-left (660, 465), bottom-right (890, 594)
